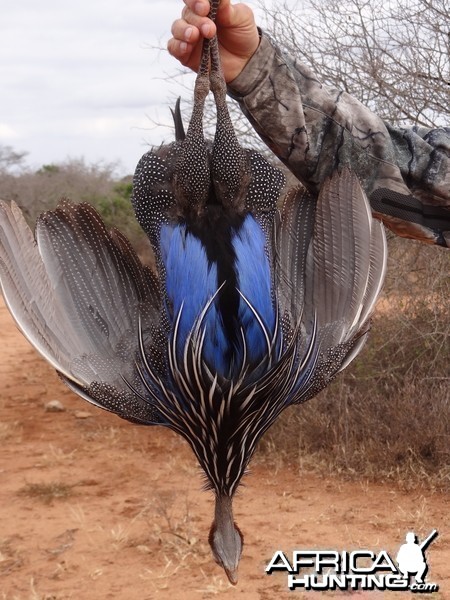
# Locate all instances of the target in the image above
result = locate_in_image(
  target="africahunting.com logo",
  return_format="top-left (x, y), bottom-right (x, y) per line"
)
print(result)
top-left (266, 530), bottom-right (439, 593)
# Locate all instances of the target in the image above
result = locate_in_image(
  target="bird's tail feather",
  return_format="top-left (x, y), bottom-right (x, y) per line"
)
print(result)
top-left (170, 97), bottom-right (186, 142)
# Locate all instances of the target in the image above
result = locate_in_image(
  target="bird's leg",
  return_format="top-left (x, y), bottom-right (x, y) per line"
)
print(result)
top-left (173, 36), bottom-right (212, 218)
top-left (185, 0), bottom-right (219, 143)
top-left (209, 25), bottom-right (251, 213)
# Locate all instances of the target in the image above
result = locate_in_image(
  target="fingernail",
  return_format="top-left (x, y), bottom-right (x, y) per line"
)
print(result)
top-left (201, 23), bottom-right (210, 36)
top-left (185, 27), bottom-right (193, 41)
top-left (180, 41), bottom-right (188, 54)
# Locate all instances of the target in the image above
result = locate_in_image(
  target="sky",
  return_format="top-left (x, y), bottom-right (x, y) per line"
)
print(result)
top-left (0, 0), bottom-right (276, 177)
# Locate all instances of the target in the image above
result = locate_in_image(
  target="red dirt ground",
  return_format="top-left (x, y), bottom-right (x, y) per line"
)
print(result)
top-left (0, 297), bottom-right (448, 599)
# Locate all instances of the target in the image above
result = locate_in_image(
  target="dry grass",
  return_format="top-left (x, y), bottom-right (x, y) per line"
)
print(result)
top-left (0, 577), bottom-right (69, 600)
top-left (17, 482), bottom-right (74, 504)
top-left (0, 538), bottom-right (24, 578)
top-left (0, 421), bottom-right (23, 443)
top-left (259, 239), bottom-right (450, 491)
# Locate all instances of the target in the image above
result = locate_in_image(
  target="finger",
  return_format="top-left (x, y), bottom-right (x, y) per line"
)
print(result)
top-left (182, 0), bottom-right (211, 17)
top-left (217, 2), bottom-right (255, 29)
top-left (171, 18), bottom-right (201, 44)
top-left (180, 6), bottom-right (217, 38)
top-left (167, 36), bottom-right (192, 59)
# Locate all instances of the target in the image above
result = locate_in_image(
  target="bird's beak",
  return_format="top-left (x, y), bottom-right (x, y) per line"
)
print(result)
top-left (224, 566), bottom-right (238, 585)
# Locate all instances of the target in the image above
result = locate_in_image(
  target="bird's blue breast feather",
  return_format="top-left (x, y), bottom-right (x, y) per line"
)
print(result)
top-left (233, 216), bottom-right (276, 365)
top-left (161, 215), bottom-right (276, 379)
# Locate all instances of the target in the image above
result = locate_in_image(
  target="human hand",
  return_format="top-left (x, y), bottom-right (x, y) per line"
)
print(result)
top-left (167, 0), bottom-right (259, 83)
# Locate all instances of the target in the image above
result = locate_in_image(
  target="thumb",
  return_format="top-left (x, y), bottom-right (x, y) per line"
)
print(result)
top-left (216, 0), bottom-right (244, 27)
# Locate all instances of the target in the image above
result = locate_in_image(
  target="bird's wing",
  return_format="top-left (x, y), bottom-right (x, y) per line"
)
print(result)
top-left (309, 167), bottom-right (387, 349)
top-left (0, 200), bottom-right (164, 423)
top-left (277, 167), bottom-right (388, 405)
top-left (276, 185), bottom-right (316, 330)
top-left (0, 200), bottom-right (82, 379)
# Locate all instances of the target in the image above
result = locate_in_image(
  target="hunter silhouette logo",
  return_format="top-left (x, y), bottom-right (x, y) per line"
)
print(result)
top-left (396, 530), bottom-right (438, 586)
top-left (266, 530), bottom-right (440, 593)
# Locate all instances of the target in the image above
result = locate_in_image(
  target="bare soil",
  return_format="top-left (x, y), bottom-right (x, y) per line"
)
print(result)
top-left (0, 298), bottom-right (448, 599)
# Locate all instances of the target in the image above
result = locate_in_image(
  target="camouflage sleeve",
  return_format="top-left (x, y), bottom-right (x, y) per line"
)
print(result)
top-left (228, 32), bottom-right (450, 248)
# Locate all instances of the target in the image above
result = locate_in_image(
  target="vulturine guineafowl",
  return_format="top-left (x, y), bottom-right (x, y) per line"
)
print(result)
top-left (0, 0), bottom-right (387, 584)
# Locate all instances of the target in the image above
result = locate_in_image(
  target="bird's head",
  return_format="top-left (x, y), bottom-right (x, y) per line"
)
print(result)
top-left (209, 494), bottom-right (243, 585)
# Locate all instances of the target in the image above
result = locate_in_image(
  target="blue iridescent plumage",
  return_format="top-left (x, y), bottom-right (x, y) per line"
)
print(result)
top-left (160, 214), bottom-right (278, 379)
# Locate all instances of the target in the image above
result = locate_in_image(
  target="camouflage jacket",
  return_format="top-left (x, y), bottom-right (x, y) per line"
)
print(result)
top-left (228, 33), bottom-right (450, 248)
